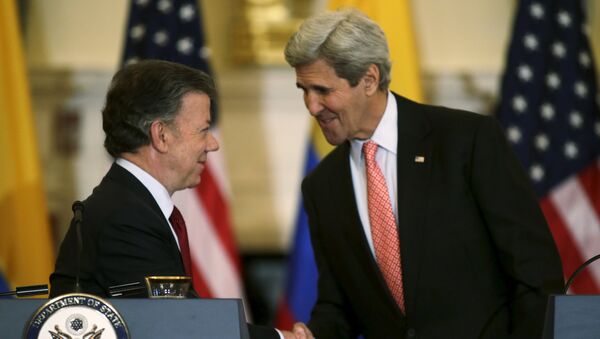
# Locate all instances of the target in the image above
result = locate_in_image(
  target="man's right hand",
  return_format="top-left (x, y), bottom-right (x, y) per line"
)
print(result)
top-left (281, 322), bottom-right (314, 339)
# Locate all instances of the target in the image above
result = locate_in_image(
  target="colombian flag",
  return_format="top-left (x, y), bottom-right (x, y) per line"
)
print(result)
top-left (0, 0), bottom-right (54, 295)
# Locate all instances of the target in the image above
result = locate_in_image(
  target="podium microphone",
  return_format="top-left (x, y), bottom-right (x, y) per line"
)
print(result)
top-left (0, 284), bottom-right (48, 297)
top-left (72, 200), bottom-right (85, 293)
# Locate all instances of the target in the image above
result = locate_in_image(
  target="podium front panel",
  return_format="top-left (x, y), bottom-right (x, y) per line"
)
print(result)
top-left (544, 295), bottom-right (600, 339)
top-left (0, 298), bottom-right (250, 338)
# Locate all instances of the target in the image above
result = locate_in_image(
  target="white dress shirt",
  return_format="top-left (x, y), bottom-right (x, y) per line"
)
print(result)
top-left (349, 92), bottom-right (398, 257)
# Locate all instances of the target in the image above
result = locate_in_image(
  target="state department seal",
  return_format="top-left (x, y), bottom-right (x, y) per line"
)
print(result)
top-left (25, 293), bottom-right (129, 339)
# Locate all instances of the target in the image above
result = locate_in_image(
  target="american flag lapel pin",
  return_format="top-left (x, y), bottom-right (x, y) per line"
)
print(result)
top-left (414, 156), bottom-right (426, 163)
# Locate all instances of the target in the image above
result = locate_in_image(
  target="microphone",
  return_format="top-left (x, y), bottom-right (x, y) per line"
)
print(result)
top-left (72, 200), bottom-right (85, 293)
top-left (0, 284), bottom-right (48, 297)
top-left (563, 253), bottom-right (600, 293)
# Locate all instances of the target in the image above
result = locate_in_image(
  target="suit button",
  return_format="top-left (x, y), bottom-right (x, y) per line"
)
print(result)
top-left (406, 328), bottom-right (416, 338)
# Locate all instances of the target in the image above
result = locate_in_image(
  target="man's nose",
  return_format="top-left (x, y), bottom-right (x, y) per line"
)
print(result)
top-left (305, 92), bottom-right (323, 116)
top-left (207, 132), bottom-right (219, 152)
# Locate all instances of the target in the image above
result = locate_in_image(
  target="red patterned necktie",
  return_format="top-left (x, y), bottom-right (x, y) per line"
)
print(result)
top-left (169, 206), bottom-right (193, 280)
top-left (363, 140), bottom-right (406, 313)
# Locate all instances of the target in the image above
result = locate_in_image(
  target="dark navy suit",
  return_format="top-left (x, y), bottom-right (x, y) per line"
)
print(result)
top-left (303, 93), bottom-right (564, 338)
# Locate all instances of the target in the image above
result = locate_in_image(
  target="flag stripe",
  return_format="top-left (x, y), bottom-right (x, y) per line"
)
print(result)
top-left (578, 161), bottom-right (600, 217)
top-left (274, 299), bottom-right (295, 329)
top-left (191, 264), bottom-right (213, 298)
top-left (173, 189), bottom-right (243, 297)
top-left (195, 162), bottom-right (241, 271)
top-left (551, 172), bottom-right (600, 283)
top-left (541, 198), bottom-right (599, 293)
top-left (204, 130), bottom-right (232, 197)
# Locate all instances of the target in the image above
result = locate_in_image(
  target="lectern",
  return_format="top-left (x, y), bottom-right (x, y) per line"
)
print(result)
top-left (0, 298), bottom-right (250, 338)
top-left (543, 295), bottom-right (600, 339)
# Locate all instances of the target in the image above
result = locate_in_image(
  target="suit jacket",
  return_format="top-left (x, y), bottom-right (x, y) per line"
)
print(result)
top-left (50, 163), bottom-right (278, 339)
top-left (302, 93), bottom-right (564, 338)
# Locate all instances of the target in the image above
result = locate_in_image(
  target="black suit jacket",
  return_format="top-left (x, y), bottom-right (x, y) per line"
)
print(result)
top-left (302, 93), bottom-right (564, 338)
top-left (50, 163), bottom-right (278, 339)
top-left (51, 163), bottom-right (185, 296)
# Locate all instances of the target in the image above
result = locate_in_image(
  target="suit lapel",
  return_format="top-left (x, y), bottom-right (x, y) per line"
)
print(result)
top-left (394, 93), bottom-right (433, 314)
top-left (106, 163), bottom-right (181, 256)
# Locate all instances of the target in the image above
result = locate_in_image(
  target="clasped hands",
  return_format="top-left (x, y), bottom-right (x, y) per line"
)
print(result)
top-left (282, 322), bottom-right (314, 339)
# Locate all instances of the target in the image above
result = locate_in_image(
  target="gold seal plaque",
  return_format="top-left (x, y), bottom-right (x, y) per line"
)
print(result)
top-left (25, 293), bottom-right (129, 339)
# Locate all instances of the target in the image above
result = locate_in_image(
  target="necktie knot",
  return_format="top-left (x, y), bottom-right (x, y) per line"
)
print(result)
top-left (363, 140), bottom-right (379, 163)
top-left (169, 206), bottom-right (185, 232)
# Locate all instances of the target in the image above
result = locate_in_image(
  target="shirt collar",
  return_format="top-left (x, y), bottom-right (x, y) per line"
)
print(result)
top-left (351, 91), bottom-right (398, 161)
top-left (116, 158), bottom-right (174, 218)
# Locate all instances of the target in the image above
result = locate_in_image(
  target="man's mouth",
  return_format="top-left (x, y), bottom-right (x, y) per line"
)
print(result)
top-left (317, 115), bottom-right (336, 128)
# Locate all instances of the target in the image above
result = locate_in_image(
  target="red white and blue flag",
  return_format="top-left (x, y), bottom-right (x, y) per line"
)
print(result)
top-left (496, 0), bottom-right (600, 293)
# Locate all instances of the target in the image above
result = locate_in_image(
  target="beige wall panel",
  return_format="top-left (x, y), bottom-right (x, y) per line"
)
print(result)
top-left (412, 0), bottom-right (514, 73)
top-left (26, 0), bottom-right (128, 69)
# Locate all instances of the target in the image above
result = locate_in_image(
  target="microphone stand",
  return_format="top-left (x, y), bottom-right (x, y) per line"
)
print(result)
top-left (72, 200), bottom-right (84, 293)
top-left (563, 253), bottom-right (600, 293)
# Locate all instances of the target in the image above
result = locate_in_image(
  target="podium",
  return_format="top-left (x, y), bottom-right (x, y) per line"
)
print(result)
top-left (543, 295), bottom-right (600, 338)
top-left (0, 298), bottom-right (250, 338)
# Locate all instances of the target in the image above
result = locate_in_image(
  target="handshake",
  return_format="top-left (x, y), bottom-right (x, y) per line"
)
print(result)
top-left (281, 322), bottom-right (314, 339)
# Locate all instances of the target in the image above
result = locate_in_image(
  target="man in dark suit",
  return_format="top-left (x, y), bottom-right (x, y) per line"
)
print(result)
top-left (283, 9), bottom-right (564, 338)
top-left (50, 60), bottom-right (310, 339)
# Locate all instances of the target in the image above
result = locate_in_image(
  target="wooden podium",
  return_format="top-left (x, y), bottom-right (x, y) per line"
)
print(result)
top-left (543, 295), bottom-right (600, 339)
top-left (0, 298), bottom-right (250, 338)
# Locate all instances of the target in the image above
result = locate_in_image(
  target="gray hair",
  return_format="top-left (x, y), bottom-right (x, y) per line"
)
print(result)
top-left (284, 9), bottom-right (391, 90)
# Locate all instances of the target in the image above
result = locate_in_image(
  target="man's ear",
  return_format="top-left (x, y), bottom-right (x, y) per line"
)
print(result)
top-left (363, 64), bottom-right (380, 96)
top-left (149, 120), bottom-right (169, 153)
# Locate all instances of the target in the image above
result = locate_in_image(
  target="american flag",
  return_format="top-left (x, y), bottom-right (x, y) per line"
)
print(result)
top-left (496, 0), bottom-right (600, 293)
top-left (122, 0), bottom-right (243, 299)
